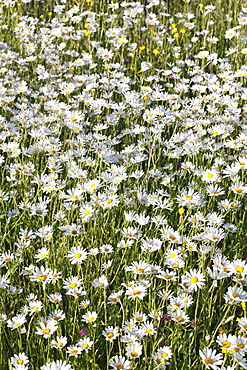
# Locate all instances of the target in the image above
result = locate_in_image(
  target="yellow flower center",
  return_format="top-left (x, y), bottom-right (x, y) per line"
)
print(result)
top-left (133, 290), bottom-right (140, 296)
top-left (237, 343), bottom-right (245, 348)
top-left (190, 277), bottom-right (198, 283)
top-left (17, 360), bottom-right (24, 364)
top-left (161, 353), bottom-right (168, 358)
top-left (70, 283), bottom-right (77, 288)
top-left (38, 275), bottom-right (47, 281)
top-left (56, 342), bottom-right (63, 347)
top-left (136, 268), bottom-right (144, 273)
top-left (130, 352), bottom-right (138, 357)
top-left (236, 266), bottom-right (244, 273)
top-left (43, 328), bottom-right (51, 334)
top-left (204, 358), bottom-right (213, 365)
top-left (74, 253), bottom-right (81, 259)
top-left (107, 333), bottom-right (114, 338)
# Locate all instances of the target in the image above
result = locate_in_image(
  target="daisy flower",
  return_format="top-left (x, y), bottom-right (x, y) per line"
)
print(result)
top-left (7, 315), bottom-right (27, 330)
top-left (40, 360), bottom-right (73, 370)
top-left (81, 311), bottom-right (98, 323)
top-left (102, 326), bottom-right (119, 341)
top-left (224, 287), bottom-right (247, 305)
top-left (125, 341), bottom-right (143, 359)
top-left (199, 347), bottom-right (223, 369)
top-left (108, 355), bottom-right (131, 370)
top-left (125, 284), bottom-right (147, 300)
top-left (77, 337), bottom-right (94, 352)
top-left (181, 269), bottom-right (205, 292)
top-left (50, 336), bottom-right (68, 349)
top-left (36, 320), bottom-right (58, 338)
top-left (10, 352), bottom-right (29, 367)
top-left (66, 345), bottom-right (82, 357)
top-left (92, 275), bottom-right (109, 288)
top-left (67, 247), bottom-right (88, 264)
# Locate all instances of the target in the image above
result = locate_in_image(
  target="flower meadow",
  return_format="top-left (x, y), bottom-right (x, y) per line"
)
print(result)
top-left (1, 0), bottom-right (247, 369)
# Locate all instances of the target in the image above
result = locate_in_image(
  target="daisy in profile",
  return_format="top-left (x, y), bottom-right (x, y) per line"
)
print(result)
top-left (36, 320), bottom-right (58, 338)
top-left (233, 352), bottom-right (247, 368)
top-left (224, 286), bottom-right (247, 305)
top-left (34, 247), bottom-right (49, 262)
top-left (153, 346), bottom-right (173, 367)
top-left (80, 300), bottom-right (90, 309)
top-left (92, 275), bottom-right (109, 288)
top-left (125, 341), bottom-right (143, 359)
top-left (28, 300), bottom-right (43, 315)
top-left (81, 311), bottom-right (98, 323)
top-left (59, 224), bottom-right (82, 236)
top-left (66, 345), bottom-right (82, 357)
top-left (0, 314), bottom-right (7, 322)
top-left (133, 312), bottom-right (147, 323)
top-left (7, 315), bottom-right (27, 330)
top-left (126, 260), bottom-right (150, 275)
top-left (50, 336), bottom-right (68, 349)
top-left (125, 284), bottom-right (147, 300)
top-left (109, 355), bottom-right (131, 370)
top-left (169, 309), bottom-right (190, 324)
top-left (47, 293), bottom-right (62, 303)
top-left (199, 347), bottom-right (223, 369)
top-left (40, 360), bottom-right (73, 370)
top-left (107, 290), bottom-right (123, 305)
top-left (237, 317), bottom-right (247, 331)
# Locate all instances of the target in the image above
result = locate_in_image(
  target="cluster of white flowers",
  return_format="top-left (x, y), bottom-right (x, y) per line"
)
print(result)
top-left (0, 0), bottom-right (247, 369)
